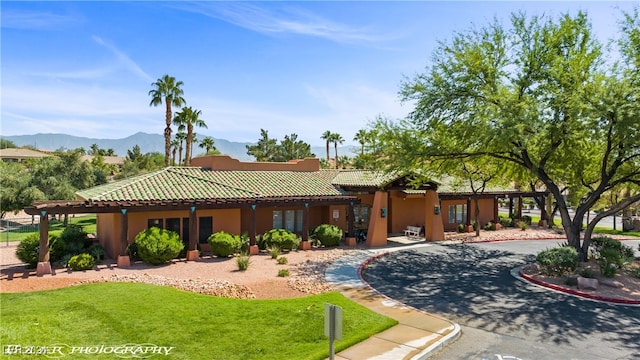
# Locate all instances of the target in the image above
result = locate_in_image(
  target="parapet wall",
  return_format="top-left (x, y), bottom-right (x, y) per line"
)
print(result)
top-left (190, 155), bottom-right (320, 172)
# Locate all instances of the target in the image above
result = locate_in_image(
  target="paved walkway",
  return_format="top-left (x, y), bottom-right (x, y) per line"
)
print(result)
top-left (324, 243), bottom-right (460, 360)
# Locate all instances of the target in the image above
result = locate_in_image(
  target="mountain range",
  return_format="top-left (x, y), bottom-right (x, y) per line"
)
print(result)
top-left (2, 132), bottom-right (355, 161)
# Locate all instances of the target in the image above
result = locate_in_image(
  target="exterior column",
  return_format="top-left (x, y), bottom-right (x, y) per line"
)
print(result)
top-left (424, 190), bottom-right (445, 241)
top-left (366, 191), bottom-right (389, 247)
top-left (517, 195), bottom-right (523, 219)
top-left (248, 205), bottom-right (259, 255)
top-left (300, 203), bottom-right (311, 250)
top-left (117, 209), bottom-right (131, 267)
top-left (345, 202), bottom-right (357, 246)
top-left (186, 206), bottom-right (200, 260)
top-left (466, 197), bottom-right (472, 225)
top-left (539, 195), bottom-right (548, 227)
top-left (36, 211), bottom-right (52, 276)
top-left (494, 195), bottom-right (499, 223)
top-left (508, 196), bottom-right (514, 218)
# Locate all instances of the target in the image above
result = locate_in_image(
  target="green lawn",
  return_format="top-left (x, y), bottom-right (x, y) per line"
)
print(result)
top-left (1, 215), bottom-right (96, 243)
top-left (0, 283), bottom-right (397, 359)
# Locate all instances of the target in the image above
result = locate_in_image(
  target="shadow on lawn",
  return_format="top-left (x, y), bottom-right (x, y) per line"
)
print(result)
top-left (362, 243), bottom-right (640, 354)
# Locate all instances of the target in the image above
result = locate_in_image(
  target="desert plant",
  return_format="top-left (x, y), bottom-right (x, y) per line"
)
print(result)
top-left (207, 231), bottom-right (242, 257)
top-left (277, 269), bottom-right (290, 277)
top-left (483, 221), bottom-right (496, 231)
top-left (313, 224), bottom-right (343, 247)
top-left (499, 217), bottom-right (511, 228)
top-left (521, 215), bottom-right (532, 225)
top-left (536, 246), bottom-right (580, 276)
top-left (268, 245), bottom-right (281, 259)
top-left (134, 227), bottom-right (184, 265)
top-left (579, 268), bottom-right (595, 278)
top-left (591, 237), bottom-right (635, 264)
top-left (236, 252), bottom-right (250, 271)
top-left (88, 244), bottom-right (105, 263)
top-left (456, 223), bottom-right (465, 233)
top-left (262, 229), bottom-right (300, 250)
top-left (276, 256), bottom-right (288, 265)
top-left (67, 253), bottom-right (95, 271)
top-left (519, 221), bottom-right (528, 231)
top-left (15, 234), bottom-right (64, 268)
top-left (127, 242), bottom-right (139, 260)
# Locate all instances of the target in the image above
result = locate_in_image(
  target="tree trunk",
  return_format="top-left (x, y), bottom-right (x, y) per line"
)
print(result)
top-left (474, 197), bottom-right (481, 237)
top-left (164, 101), bottom-right (172, 167)
top-left (334, 143), bottom-right (339, 169)
top-left (326, 142), bottom-right (330, 161)
top-left (185, 126), bottom-right (193, 166)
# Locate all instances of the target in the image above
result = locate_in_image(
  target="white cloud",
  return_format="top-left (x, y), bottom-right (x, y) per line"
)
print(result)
top-left (172, 2), bottom-right (392, 45)
top-left (1, 9), bottom-right (82, 30)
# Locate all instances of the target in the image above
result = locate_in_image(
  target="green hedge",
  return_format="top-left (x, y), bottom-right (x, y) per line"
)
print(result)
top-left (15, 234), bottom-right (65, 268)
top-left (207, 231), bottom-right (242, 257)
top-left (68, 253), bottom-right (95, 271)
top-left (313, 224), bottom-right (342, 247)
top-left (536, 246), bottom-right (579, 276)
top-left (262, 229), bottom-right (300, 251)
top-left (134, 227), bottom-right (184, 265)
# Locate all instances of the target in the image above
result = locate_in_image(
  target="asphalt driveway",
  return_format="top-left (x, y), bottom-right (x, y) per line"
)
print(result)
top-left (361, 240), bottom-right (640, 360)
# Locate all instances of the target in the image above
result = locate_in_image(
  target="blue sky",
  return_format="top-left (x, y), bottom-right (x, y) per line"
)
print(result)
top-left (1, 1), bottom-right (636, 147)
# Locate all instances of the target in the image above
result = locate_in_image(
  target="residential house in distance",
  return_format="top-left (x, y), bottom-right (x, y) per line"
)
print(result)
top-left (0, 148), bottom-right (51, 162)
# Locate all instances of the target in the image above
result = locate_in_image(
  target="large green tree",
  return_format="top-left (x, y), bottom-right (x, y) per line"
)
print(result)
top-left (246, 129), bottom-right (314, 162)
top-left (381, 10), bottom-right (640, 260)
top-left (199, 136), bottom-right (218, 155)
top-left (0, 162), bottom-right (45, 218)
top-left (173, 106), bottom-right (207, 166)
top-left (149, 74), bottom-right (186, 167)
top-left (320, 130), bottom-right (333, 161)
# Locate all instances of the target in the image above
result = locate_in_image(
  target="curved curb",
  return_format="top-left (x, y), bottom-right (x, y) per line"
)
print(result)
top-left (519, 267), bottom-right (640, 305)
top-left (356, 250), bottom-right (462, 360)
top-left (452, 236), bottom-right (639, 245)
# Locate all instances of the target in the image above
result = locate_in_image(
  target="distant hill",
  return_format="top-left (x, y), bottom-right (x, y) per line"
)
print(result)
top-left (2, 132), bottom-right (355, 161)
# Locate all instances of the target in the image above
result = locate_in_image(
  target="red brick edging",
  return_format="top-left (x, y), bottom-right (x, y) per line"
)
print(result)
top-left (519, 268), bottom-right (640, 305)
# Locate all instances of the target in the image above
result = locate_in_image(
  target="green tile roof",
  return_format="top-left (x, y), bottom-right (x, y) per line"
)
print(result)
top-left (76, 167), bottom-right (349, 201)
top-left (330, 170), bottom-right (399, 188)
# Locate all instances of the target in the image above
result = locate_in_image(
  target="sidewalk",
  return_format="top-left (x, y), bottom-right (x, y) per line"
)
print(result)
top-left (325, 244), bottom-right (460, 360)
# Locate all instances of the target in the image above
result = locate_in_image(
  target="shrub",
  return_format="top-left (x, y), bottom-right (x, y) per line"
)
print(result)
top-left (236, 253), bottom-right (250, 271)
top-left (262, 229), bottom-right (300, 250)
top-left (60, 224), bottom-right (91, 253)
top-left (499, 218), bottom-right (512, 228)
top-left (276, 256), bottom-right (288, 265)
top-left (536, 246), bottom-right (580, 276)
top-left (68, 253), bottom-right (95, 271)
top-left (277, 269), bottom-right (290, 277)
top-left (88, 244), bottom-right (105, 263)
top-left (207, 231), bottom-right (242, 258)
top-left (256, 234), bottom-right (267, 251)
top-left (598, 248), bottom-right (618, 277)
top-left (579, 268), bottom-right (595, 278)
top-left (483, 222), bottom-right (496, 231)
top-left (240, 232), bottom-right (250, 253)
top-left (127, 242), bottom-right (139, 260)
top-left (268, 246), bottom-right (281, 259)
top-left (134, 227), bottom-right (184, 265)
top-left (519, 221), bottom-right (528, 231)
top-left (15, 234), bottom-right (64, 268)
top-left (630, 267), bottom-right (640, 279)
top-left (521, 215), bottom-right (532, 225)
top-left (591, 237), bottom-right (635, 264)
top-left (456, 223), bottom-right (465, 233)
top-left (313, 224), bottom-right (343, 247)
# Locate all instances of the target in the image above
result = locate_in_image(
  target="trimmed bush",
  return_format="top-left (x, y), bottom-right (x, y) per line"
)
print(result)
top-left (277, 269), bottom-right (290, 277)
top-left (15, 234), bottom-right (64, 268)
top-left (88, 244), bottom-right (105, 263)
top-left (68, 253), bottom-right (95, 271)
top-left (499, 217), bottom-right (512, 228)
top-left (276, 256), bottom-right (288, 265)
top-left (536, 246), bottom-right (579, 276)
top-left (208, 231), bottom-right (242, 257)
top-left (134, 227), bottom-right (184, 265)
top-left (598, 248), bottom-right (619, 278)
top-left (262, 229), bottom-right (300, 251)
top-left (591, 236), bottom-right (635, 263)
top-left (456, 223), bottom-right (465, 233)
top-left (483, 221), bottom-right (496, 231)
top-left (313, 224), bottom-right (343, 247)
top-left (521, 215), bottom-right (532, 225)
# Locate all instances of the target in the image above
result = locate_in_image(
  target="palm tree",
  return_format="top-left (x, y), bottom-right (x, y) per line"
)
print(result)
top-left (199, 136), bottom-right (217, 154)
top-left (175, 131), bottom-right (187, 165)
top-left (353, 129), bottom-right (368, 156)
top-left (170, 138), bottom-right (180, 165)
top-left (330, 133), bottom-right (344, 169)
top-left (149, 74), bottom-right (186, 167)
top-left (173, 107), bottom-right (207, 166)
top-left (320, 130), bottom-right (333, 161)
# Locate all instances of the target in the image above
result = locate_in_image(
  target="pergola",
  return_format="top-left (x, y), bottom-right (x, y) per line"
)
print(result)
top-left (24, 195), bottom-right (361, 276)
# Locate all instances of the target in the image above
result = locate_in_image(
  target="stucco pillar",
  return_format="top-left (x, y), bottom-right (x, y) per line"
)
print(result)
top-left (494, 196), bottom-right (499, 223)
top-left (424, 190), bottom-right (445, 241)
top-left (466, 197), bottom-right (472, 225)
top-left (517, 195), bottom-right (523, 219)
top-left (36, 211), bottom-right (52, 276)
top-left (366, 191), bottom-right (388, 247)
top-left (248, 205), bottom-right (259, 255)
top-left (117, 209), bottom-right (131, 267)
top-left (186, 206), bottom-right (200, 260)
top-left (300, 203), bottom-right (311, 250)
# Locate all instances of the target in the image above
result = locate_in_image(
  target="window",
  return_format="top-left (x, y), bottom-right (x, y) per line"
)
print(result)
top-left (272, 210), bottom-right (283, 229)
top-left (198, 216), bottom-right (213, 243)
top-left (448, 204), bottom-right (467, 224)
top-left (296, 210), bottom-right (304, 232)
top-left (285, 210), bottom-right (295, 232)
top-left (166, 218), bottom-right (180, 234)
top-left (148, 218), bottom-right (163, 229)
